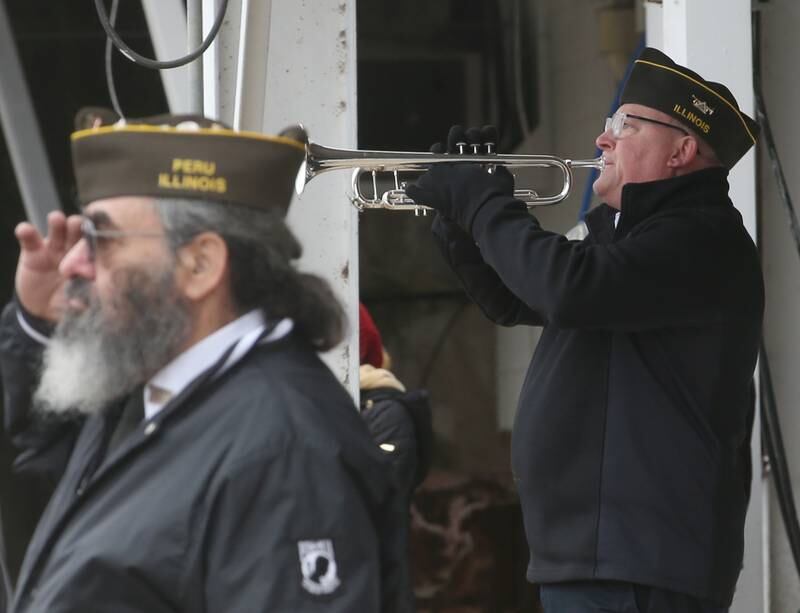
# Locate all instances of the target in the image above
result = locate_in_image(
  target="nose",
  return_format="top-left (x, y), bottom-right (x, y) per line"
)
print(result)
top-left (595, 128), bottom-right (614, 151)
top-left (58, 239), bottom-right (96, 280)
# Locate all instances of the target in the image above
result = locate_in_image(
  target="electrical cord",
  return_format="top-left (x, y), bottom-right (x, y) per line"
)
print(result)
top-left (511, 0), bottom-right (531, 137)
top-left (753, 7), bottom-right (800, 582)
top-left (94, 0), bottom-right (229, 70)
top-left (759, 343), bottom-right (800, 580)
top-left (104, 0), bottom-right (123, 118)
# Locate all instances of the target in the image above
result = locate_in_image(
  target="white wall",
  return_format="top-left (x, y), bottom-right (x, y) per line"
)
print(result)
top-left (759, 1), bottom-right (800, 610)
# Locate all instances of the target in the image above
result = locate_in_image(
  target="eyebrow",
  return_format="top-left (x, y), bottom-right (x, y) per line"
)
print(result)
top-left (85, 210), bottom-right (118, 231)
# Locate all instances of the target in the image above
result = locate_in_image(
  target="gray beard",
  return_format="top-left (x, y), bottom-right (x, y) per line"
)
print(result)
top-left (34, 267), bottom-right (190, 416)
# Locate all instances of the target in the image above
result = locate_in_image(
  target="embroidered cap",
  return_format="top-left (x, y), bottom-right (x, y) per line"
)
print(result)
top-left (619, 47), bottom-right (759, 170)
top-left (70, 108), bottom-right (308, 215)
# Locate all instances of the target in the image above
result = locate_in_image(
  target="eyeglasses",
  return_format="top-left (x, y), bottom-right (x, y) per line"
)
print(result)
top-left (604, 111), bottom-right (689, 139)
top-left (80, 216), bottom-right (164, 262)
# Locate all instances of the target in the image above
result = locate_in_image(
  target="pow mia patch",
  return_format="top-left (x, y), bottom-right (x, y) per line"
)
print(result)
top-left (298, 539), bottom-right (341, 595)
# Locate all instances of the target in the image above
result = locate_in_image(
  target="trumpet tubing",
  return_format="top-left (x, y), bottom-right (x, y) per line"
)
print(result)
top-left (297, 139), bottom-right (604, 213)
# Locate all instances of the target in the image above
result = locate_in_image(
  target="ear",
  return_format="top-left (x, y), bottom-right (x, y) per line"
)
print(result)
top-left (667, 135), bottom-right (700, 169)
top-left (174, 232), bottom-right (229, 302)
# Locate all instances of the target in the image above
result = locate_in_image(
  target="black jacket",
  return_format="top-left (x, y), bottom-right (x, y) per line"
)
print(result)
top-left (360, 386), bottom-right (433, 499)
top-left (0, 303), bottom-right (407, 613)
top-left (360, 383), bottom-right (433, 613)
top-left (432, 167), bottom-right (764, 606)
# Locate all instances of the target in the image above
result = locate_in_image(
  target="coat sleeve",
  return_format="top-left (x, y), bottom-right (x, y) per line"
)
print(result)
top-left (0, 301), bottom-right (79, 481)
top-left (431, 215), bottom-right (545, 326)
top-left (200, 437), bottom-right (391, 613)
top-left (361, 393), bottom-right (418, 498)
top-left (469, 195), bottom-right (763, 330)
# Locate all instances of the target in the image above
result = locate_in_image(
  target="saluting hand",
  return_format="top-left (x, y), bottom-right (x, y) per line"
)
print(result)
top-left (14, 211), bottom-right (83, 322)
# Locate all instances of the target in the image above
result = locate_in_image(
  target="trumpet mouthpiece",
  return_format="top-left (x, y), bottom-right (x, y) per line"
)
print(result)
top-left (568, 157), bottom-right (605, 171)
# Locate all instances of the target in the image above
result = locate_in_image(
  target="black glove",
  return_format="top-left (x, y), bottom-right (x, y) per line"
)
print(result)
top-left (408, 124), bottom-right (510, 232)
top-left (430, 124), bottom-right (498, 154)
top-left (406, 163), bottom-right (514, 234)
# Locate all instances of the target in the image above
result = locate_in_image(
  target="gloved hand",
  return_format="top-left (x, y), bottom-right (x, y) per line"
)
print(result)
top-left (407, 124), bottom-right (513, 233)
top-left (405, 161), bottom-right (515, 234)
top-left (430, 124), bottom-right (498, 154)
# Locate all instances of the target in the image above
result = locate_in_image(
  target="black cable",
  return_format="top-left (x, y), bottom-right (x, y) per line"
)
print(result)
top-left (760, 344), bottom-right (800, 579)
top-left (94, 0), bottom-right (229, 70)
top-left (104, 0), bottom-right (124, 118)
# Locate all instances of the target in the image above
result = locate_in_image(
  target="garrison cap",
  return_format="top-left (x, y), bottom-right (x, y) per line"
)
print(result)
top-left (620, 47), bottom-right (759, 170)
top-left (70, 109), bottom-right (307, 215)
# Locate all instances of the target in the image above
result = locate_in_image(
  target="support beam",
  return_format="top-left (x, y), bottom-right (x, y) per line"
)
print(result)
top-left (0, 0), bottom-right (61, 232)
top-left (655, 3), bottom-right (764, 612)
top-left (201, 0), bottom-right (219, 119)
top-left (140, 0), bottom-right (190, 113)
top-left (262, 0), bottom-right (359, 396)
top-left (208, 0), bottom-right (358, 395)
top-left (186, 0), bottom-right (204, 114)
top-left (200, 0), bottom-right (244, 125)
top-left (233, 0), bottom-right (272, 131)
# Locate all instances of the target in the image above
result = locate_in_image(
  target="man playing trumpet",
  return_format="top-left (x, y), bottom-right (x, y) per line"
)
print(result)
top-left (407, 47), bottom-right (763, 613)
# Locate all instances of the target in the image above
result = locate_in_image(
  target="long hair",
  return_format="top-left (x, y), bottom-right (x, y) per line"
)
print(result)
top-left (156, 198), bottom-right (346, 351)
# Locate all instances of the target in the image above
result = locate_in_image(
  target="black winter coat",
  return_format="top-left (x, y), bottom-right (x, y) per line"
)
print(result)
top-left (432, 167), bottom-right (763, 606)
top-left (0, 304), bottom-right (407, 613)
top-left (360, 387), bottom-right (433, 498)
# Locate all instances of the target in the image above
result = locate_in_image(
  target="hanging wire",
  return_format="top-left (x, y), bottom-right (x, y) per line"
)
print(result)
top-left (94, 0), bottom-right (229, 70)
top-left (104, 0), bottom-right (124, 119)
top-left (760, 343), bottom-right (800, 580)
top-left (511, 0), bottom-right (531, 137)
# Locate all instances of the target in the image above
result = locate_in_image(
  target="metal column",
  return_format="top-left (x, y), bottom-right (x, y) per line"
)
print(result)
top-left (189, 0), bottom-right (359, 396)
top-left (140, 0), bottom-right (190, 114)
top-left (0, 0), bottom-right (61, 232)
top-left (263, 0), bottom-right (359, 397)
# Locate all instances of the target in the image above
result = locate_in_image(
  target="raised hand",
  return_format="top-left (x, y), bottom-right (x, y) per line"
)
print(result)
top-left (14, 211), bottom-right (83, 321)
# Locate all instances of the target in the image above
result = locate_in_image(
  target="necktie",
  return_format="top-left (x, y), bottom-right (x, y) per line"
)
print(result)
top-left (107, 385), bottom-right (145, 452)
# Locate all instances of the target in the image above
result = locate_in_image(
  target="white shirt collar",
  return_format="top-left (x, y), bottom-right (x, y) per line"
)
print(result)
top-left (144, 310), bottom-right (292, 420)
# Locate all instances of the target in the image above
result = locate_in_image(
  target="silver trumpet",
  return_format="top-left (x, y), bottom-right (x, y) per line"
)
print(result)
top-left (295, 136), bottom-right (604, 214)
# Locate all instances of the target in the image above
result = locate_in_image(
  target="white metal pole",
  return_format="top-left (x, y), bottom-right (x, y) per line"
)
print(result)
top-left (658, 3), bottom-right (764, 611)
top-left (186, 0), bottom-right (204, 114)
top-left (140, 0), bottom-right (189, 113)
top-left (207, 0), bottom-right (359, 395)
top-left (0, 0), bottom-right (61, 232)
top-left (233, 0), bottom-right (272, 131)
top-left (262, 0), bottom-right (359, 397)
top-left (201, 0), bottom-right (220, 119)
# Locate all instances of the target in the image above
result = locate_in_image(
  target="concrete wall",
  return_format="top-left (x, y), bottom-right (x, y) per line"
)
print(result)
top-left (759, 1), bottom-right (800, 609)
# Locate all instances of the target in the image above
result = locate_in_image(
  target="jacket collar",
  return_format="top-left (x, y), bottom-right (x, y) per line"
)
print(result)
top-left (585, 166), bottom-right (731, 240)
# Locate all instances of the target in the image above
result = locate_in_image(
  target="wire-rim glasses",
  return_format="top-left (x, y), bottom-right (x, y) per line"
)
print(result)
top-left (604, 111), bottom-right (689, 139)
top-left (80, 216), bottom-right (163, 262)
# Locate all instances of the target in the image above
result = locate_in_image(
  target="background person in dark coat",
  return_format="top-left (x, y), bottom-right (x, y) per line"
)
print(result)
top-left (405, 48), bottom-right (764, 613)
top-left (0, 111), bottom-right (406, 612)
top-left (358, 302), bottom-right (433, 612)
